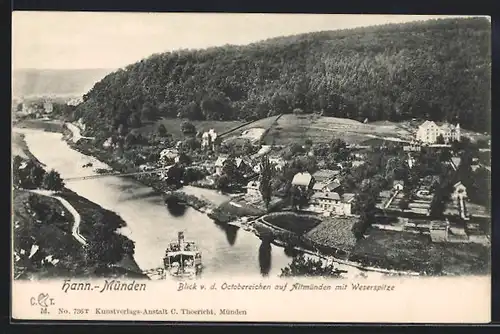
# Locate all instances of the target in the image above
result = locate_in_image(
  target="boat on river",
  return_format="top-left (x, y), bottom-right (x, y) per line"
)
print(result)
top-left (163, 232), bottom-right (202, 278)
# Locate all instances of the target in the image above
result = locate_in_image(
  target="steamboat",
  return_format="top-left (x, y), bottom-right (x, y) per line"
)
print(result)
top-left (163, 231), bottom-right (202, 278)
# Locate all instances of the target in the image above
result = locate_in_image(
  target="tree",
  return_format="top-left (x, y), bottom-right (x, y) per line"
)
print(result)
top-left (221, 157), bottom-right (244, 186)
top-left (290, 186), bottom-right (309, 211)
top-left (12, 156), bottom-right (24, 188)
top-left (429, 170), bottom-right (454, 216)
top-left (183, 167), bottom-right (206, 184)
top-left (141, 102), bottom-right (156, 122)
top-left (128, 112), bottom-right (142, 128)
top-left (124, 133), bottom-right (137, 147)
top-left (436, 134), bottom-right (445, 144)
top-left (179, 101), bottom-right (203, 120)
top-left (351, 182), bottom-right (379, 240)
top-left (42, 170), bottom-right (65, 192)
top-left (385, 156), bottom-right (407, 182)
top-left (330, 138), bottom-right (347, 153)
top-left (177, 152), bottom-right (192, 166)
top-left (468, 167), bottom-right (491, 209)
top-left (28, 161), bottom-right (46, 189)
top-left (178, 138), bottom-right (200, 152)
top-left (312, 143), bottom-right (330, 157)
top-left (87, 233), bottom-right (128, 267)
top-left (157, 124), bottom-right (167, 137)
top-left (180, 121), bottom-right (196, 136)
top-left (72, 18), bottom-right (491, 138)
top-left (117, 124), bottom-right (128, 137)
top-left (259, 156), bottom-right (273, 209)
top-left (216, 175), bottom-right (231, 192)
top-left (166, 164), bottom-right (185, 187)
top-left (281, 143), bottom-right (304, 160)
top-left (280, 254), bottom-right (346, 277)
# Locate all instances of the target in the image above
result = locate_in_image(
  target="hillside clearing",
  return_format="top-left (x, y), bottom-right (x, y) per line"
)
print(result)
top-left (259, 114), bottom-right (413, 145)
top-left (137, 118), bottom-right (245, 138)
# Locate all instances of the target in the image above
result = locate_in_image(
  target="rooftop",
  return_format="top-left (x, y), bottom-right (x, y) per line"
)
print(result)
top-left (292, 172), bottom-right (313, 187)
top-left (312, 169), bottom-right (340, 182)
top-left (341, 193), bottom-right (356, 203)
top-left (247, 180), bottom-right (260, 188)
top-left (311, 192), bottom-right (341, 201)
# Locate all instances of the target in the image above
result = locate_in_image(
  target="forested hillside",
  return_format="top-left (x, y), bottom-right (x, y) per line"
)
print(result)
top-left (75, 17), bottom-right (491, 135)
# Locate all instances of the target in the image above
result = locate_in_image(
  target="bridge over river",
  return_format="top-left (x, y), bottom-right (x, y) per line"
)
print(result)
top-left (64, 165), bottom-right (173, 182)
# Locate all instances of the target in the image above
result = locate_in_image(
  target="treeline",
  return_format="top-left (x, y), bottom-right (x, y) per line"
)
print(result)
top-left (75, 17), bottom-right (491, 136)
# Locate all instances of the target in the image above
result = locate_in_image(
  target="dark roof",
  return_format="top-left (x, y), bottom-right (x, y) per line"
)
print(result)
top-left (312, 169), bottom-right (340, 182)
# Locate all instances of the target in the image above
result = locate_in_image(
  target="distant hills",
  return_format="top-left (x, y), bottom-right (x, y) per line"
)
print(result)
top-left (73, 17), bottom-right (491, 136)
top-left (12, 68), bottom-right (114, 99)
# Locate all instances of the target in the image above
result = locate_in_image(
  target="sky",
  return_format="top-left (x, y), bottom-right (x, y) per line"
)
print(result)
top-left (12, 12), bottom-right (479, 70)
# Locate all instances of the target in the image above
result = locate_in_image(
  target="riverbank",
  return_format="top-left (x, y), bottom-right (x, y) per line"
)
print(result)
top-left (12, 131), bottom-right (45, 166)
top-left (55, 120), bottom-right (489, 278)
top-left (13, 125), bottom-right (147, 280)
top-left (13, 188), bottom-right (146, 279)
top-left (57, 123), bottom-right (421, 277)
top-left (16, 125), bottom-right (295, 278)
top-left (254, 211), bottom-right (491, 276)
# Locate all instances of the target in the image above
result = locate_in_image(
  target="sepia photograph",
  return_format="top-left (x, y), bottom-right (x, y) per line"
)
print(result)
top-left (11, 12), bottom-right (491, 322)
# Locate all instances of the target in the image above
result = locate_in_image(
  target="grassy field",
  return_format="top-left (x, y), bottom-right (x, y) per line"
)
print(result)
top-left (349, 229), bottom-right (490, 275)
top-left (221, 115), bottom-right (282, 141)
top-left (138, 115), bottom-right (284, 144)
top-left (137, 118), bottom-right (245, 139)
top-left (59, 190), bottom-right (126, 239)
top-left (119, 114), bottom-right (489, 147)
top-left (259, 114), bottom-right (413, 145)
top-left (304, 217), bottom-right (358, 253)
top-left (263, 212), bottom-right (321, 235)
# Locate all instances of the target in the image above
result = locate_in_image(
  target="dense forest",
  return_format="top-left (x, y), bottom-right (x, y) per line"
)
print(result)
top-left (74, 17), bottom-right (491, 135)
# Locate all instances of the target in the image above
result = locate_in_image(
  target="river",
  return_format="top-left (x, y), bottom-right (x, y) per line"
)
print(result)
top-left (15, 128), bottom-right (295, 279)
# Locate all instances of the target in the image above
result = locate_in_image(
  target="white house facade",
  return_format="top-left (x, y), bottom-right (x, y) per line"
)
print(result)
top-left (307, 192), bottom-right (354, 216)
top-left (416, 121), bottom-right (461, 144)
top-left (452, 181), bottom-right (468, 201)
top-left (246, 180), bottom-right (261, 199)
top-left (201, 129), bottom-right (218, 150)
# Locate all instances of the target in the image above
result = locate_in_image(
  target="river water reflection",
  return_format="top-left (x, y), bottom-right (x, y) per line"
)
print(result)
top-left (16, 128), bottom-right (293, 279)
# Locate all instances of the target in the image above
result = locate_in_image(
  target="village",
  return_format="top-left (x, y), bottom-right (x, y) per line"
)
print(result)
top-left (101, 115), bottom-right (490, 275)
top-left (13, 94), bottom-right (491, 275)
top-left (14, 95), bottom-right (492, 275)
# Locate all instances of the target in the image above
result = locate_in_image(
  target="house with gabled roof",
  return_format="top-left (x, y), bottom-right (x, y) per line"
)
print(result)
top-left (452, 181), bottom-right (468, 200)
top-left (246, 180), bottom-right (261, 199)
top-left (393, 180), bottom-right (405, 191)
top-left (416, 120), bottom-right (461, 144)
top-left (292, 172), bottom-right (314, 189)
top-left (214, 155), bottom-right (250, 175)
top-left (312, 169), bottom-right (340, 183)
top-left (313, 179), bottom-right (341, 193)
top-left (307, 191), bottom-right (354, 216)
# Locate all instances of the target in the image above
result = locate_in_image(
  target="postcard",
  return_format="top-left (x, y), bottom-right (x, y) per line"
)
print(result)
top-left (11, 12), bottom-right (491, 323)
